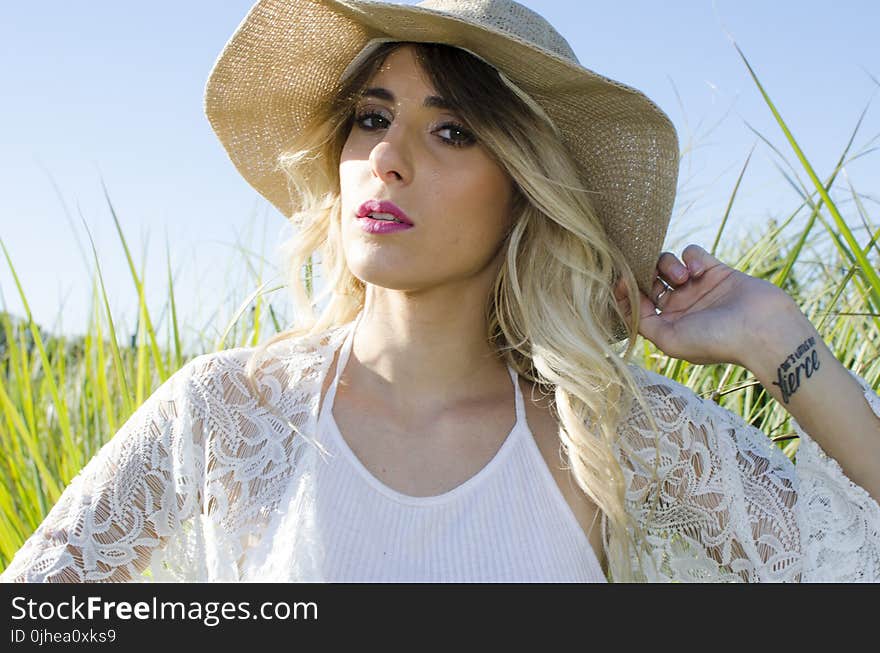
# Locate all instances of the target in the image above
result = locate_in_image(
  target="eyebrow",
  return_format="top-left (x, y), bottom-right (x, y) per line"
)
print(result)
top-left (361, 87), bottom-right (454, 111)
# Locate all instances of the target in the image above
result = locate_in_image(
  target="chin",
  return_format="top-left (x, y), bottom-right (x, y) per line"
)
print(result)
top-left (348, 264), bottom-right (424, 292)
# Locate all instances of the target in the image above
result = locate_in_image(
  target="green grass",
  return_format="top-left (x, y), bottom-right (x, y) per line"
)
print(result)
top-left (0, 44), bottom-right (878, 571)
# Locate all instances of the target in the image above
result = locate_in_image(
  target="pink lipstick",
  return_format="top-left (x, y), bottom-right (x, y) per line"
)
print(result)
top-left (356, 199), bottom-right (414, 234)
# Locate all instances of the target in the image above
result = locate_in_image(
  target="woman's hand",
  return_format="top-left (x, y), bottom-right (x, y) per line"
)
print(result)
top-left (615, 244), bottom-right (880, 506)
top-left (614, 244), bottom-right (801, 367)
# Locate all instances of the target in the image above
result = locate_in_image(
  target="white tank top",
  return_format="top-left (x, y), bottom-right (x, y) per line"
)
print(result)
top-left (306, 314), bottom-right (607, 583)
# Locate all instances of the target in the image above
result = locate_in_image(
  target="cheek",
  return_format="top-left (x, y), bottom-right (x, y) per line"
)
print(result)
top-left (339, 129), bottom-right (369, 175)
top-left (441, 164), bottom-right (512, 236)
top-left (338, 158), bottom-right (365, 206)
top-left (338, 157), bottom-right (355, 187)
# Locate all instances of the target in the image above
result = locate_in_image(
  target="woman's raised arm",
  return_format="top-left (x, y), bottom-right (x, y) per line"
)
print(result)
top-left (616, 243), bottom-right (880, 505)
top-left (613, 243), bottom-right (880, 580)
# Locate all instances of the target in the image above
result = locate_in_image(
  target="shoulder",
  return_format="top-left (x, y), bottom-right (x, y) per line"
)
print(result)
top-left (619, 362), bottom-right (713, 424)
top-left (623, 362), bottom-right (697, 394)
top-left (166, 323), bottom-right (351, 412)
top-left (617, 363), bottom-right (791, 470)
top-left (611, 363), bottom-right (738, 479)
top-left (182, 323), bottom-right (349, 382)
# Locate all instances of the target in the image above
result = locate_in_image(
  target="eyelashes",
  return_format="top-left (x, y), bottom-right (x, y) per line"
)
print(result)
top-left (352, 109), bottom-right (477, 148)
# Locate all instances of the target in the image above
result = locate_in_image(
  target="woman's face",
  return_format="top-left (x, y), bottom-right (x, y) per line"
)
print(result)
top-left (339, 45), bottom-right (515, 292)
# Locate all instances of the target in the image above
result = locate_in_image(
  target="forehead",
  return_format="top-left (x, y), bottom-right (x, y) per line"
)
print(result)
top-left (368, 45), bottom-right (436, 92)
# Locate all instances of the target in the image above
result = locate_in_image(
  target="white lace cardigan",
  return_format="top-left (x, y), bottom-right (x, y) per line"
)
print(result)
top-left (2, 322), bottom-right (879, 583)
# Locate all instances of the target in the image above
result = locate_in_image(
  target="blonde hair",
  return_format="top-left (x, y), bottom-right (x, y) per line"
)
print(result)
top-left (245, 42), bottom-right (663, 581)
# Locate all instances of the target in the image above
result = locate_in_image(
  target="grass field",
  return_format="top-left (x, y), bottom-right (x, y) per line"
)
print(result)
top-left (1, 46), bottom-right (878, 572)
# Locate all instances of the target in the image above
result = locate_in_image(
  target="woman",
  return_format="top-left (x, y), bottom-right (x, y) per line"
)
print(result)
top-left (3, 0), bottom-right (879, 583)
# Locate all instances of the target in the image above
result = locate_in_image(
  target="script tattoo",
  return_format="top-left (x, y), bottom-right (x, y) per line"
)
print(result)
top-left (771, 336), bottom-right (820, 404)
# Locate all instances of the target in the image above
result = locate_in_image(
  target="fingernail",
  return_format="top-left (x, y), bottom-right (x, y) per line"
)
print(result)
top-left (689, 263), bottom-right (703, 276)
top-left (674, 263), bottom-right (687, 279)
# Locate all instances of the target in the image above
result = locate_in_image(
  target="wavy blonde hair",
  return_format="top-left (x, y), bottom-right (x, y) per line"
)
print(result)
top-left (245, 42), bottom-right (663, 582)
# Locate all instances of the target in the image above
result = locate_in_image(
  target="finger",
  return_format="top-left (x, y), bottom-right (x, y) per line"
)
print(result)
top-left (650, 277), bottom-right (673, 309)
top-left (657, 251), bottom-right (689, 285)
top-left (680, 243), bottom-right (719, 278)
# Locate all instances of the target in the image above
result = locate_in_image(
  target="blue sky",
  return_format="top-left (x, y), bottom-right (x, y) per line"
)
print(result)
top-left (1, 0), bottom-right (878, 345)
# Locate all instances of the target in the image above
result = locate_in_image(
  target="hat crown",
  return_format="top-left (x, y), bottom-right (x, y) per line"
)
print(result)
top-left (415, 0), bottom-right (578, 63)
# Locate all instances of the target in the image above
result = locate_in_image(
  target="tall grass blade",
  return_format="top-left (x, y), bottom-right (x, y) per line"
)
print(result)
top-left (165, 235), bottom-right (183, 370)
top-left (734, 42), bottom-right (880, 309)
top-left (215, 280), bottom-right (281, 351)
top-left (81, 220), bottom-right (134, 418)
top-left (0, 239), bottom-right (76, 466)
top-left (711, 145), bottom-right (754, 256)
top-left (101, 181), bottom-right (168, 381)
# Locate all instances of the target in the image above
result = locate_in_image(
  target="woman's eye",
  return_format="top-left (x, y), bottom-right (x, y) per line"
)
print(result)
top-left (435, 123), bottom-right (476, 147)
top-left (353, 110), bottom-right (476, 148)
top-left (354, 111), bottom-right (390, 130)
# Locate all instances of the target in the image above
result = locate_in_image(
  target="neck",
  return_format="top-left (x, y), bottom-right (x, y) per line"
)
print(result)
top-left (346, 284), bottom-right (511, 417)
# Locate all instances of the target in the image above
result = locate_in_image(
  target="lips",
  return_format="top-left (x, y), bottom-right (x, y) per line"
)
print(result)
top-left (356, 199), bottom-right (414, 225)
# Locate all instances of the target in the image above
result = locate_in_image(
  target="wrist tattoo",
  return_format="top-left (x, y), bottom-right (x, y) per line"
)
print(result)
top-left (771, 336), bottom-right (820, 404)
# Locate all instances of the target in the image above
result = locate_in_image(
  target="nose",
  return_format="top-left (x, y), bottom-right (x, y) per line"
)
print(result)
top-left (368, 124), bottom-right (411, 184)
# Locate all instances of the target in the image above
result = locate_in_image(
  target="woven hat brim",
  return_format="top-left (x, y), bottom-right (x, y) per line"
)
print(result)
top-left (205, 0), bottom-right (680, 300)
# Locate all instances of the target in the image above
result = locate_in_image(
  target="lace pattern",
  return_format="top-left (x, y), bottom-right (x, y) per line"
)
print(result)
top-left (792, 370), bottom-right (880, 581)
top-left (2, 325), bottom-right (878, 582)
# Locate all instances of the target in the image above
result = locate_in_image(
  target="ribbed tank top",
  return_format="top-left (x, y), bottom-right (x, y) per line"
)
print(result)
top-left (312, 315), bottom-right (607, 582)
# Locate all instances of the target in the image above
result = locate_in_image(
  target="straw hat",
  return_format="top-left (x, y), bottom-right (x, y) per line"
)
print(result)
top-left (205, 0), bottom-right (679, 304)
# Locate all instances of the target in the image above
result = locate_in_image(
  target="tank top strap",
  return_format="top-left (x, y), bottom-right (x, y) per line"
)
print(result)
top-left (326, 311), bottom-right (526, 432)
top-left (507, 362), bottom-right (526, 430)
top-left (324, 311), bottom-right (360, 413)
